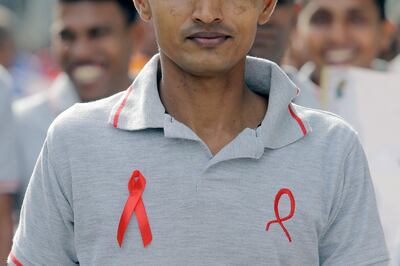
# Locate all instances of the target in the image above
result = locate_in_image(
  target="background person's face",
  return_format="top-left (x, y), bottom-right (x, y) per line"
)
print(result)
top-left (145, 0), bottom-right (275, 77)
top-left (297, 0), bottom-right (390, 70)
top-left (52, 2), bottom-right (135, 101)
top-left (250, 2), bottom-right (296, 64)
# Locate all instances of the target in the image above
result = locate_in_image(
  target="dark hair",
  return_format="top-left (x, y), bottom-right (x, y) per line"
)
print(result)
top-left (58, 0), bottom-right (138, 25)
top-left (374, 0), bottom-right (386, 21)
top-left (277, 0), bottom-right (296, 5)
top-left (299, 0), bottom-right (387, 21)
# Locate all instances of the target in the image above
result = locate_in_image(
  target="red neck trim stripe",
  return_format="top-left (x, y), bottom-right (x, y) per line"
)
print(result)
top-left (113, 86), bottom-right (134, 128)
top-left (288, 104), bottom-right (307, 136)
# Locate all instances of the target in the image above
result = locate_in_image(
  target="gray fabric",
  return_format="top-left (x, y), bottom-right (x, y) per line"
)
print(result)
top-left (0, 65), bottom-right (19, 194)
top-left (13, 74), bottom-right (79, 206)
top-left (10, 55), bottom-right (388, 265)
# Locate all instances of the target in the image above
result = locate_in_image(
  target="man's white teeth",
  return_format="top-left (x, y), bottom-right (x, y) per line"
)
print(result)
top-left (325, 49), bottom-right (354, 63)
top-left (73, 65), bottom-right (103, 84)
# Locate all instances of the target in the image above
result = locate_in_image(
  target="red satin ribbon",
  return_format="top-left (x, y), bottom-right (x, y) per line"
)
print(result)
top-left (117, 170), bottom-right (152, 247)
top-left (266, 188), bottom-right (296, 242)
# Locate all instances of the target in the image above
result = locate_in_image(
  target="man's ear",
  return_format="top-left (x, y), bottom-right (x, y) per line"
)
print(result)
top-left (258, 0), bottom-right (277, 25)
top-left (133, 0), bottom-right (152, 21)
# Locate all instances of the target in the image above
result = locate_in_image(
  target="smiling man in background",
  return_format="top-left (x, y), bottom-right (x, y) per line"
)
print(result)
top-left (9, 0), bottom-right (388, 265)
top-left (51, 0), bottom-right (140, 102)
top-left (8, 0), bottom-right (141, 242)
top-left (13, 0), bottom-right (141, 199)
top-left (295, 0), bottom-right (393, 85)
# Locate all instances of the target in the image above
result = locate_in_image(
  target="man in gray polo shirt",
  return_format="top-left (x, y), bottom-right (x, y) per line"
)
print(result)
top-left (9, 0), bottom-right (388, 265)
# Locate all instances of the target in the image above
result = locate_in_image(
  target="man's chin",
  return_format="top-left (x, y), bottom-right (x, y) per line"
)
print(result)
top-left (182, 56), bottom-right (242, 77)
top-left (186, 64), bottom-right (237, 78)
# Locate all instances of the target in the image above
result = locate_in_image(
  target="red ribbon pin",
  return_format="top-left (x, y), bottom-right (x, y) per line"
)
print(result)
top-left (117, 170), bottom-right (152, 247)
top-left (266, 188), bottom-right (296, 242)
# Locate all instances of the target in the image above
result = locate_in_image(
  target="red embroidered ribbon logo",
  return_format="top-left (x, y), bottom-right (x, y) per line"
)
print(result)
top-left (117, 170), bottom-right (152, 247)
top-left (266, 188), bottom-right (296, 242)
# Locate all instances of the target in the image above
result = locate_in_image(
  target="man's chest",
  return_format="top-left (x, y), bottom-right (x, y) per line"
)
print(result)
top-left (69, 148), bottom-right (333, 265)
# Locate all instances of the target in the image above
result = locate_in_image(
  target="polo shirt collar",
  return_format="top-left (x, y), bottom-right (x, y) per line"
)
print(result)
top-left (109, 54), bottom-right (311, 151)
top-left (245, 56), bottom-right (311, 149)
top-left (110, 56), bottom-right (165, 130)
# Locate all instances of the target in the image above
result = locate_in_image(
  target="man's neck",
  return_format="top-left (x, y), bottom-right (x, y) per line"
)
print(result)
top-left (159, 53), bottom-right (268, 155)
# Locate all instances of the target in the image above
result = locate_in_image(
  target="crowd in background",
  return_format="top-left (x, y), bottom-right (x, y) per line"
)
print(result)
top-left (1, 0), bottom-right (400, 265)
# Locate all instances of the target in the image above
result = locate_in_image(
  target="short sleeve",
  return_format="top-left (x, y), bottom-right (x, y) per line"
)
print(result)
top-left (9, 133), bottom-right (78, 265)
top-left (319, 137), bottom-right (389, 265)
top-left (0, 85), bottom-right (19, 194)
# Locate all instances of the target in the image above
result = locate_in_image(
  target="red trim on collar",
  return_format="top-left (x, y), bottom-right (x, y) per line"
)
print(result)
top-left (288, 104), bottom-right (307, 136)
top-left (113, 86), bottom-right (134, 128)
top-left (10, 253), bottom-right (23, 266)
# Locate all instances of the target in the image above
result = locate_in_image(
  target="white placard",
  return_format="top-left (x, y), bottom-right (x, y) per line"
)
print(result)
top-left (322, 67), bottom-right (400, 170)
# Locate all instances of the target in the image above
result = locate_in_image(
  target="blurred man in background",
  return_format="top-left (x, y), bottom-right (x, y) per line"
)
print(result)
top-left (14, 0), bottom-right (141, 206)
top-left (3, 0), bottom-right (143, 257)
top-left (294, 1), bottom-right (399, 265)
top-left (0, 67), bottom-right (18, 266)
top-left (294, 0), bottom-right (393, 86)
top-left (250, 0), bottom-right (320, 108)
top-left (0, 6), bottom-right (18, 265)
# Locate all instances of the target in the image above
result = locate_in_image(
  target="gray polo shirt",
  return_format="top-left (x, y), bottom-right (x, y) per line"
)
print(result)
top-left (0, 66), bottom-right (19, 194)
top-left (13, 74), bottom-right (79, 206)
top-left (10, 56), bottom-right (388, 265)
